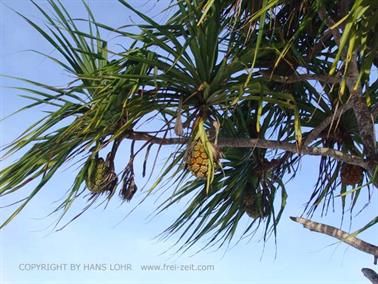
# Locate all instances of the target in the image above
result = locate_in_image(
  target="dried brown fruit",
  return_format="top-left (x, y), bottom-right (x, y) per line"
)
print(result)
top-left (340, 163), bottom-right (364, 185)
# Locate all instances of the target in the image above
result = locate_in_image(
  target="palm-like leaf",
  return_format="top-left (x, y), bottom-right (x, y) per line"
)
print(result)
top-left (1, 0), bottom-right (377, 250)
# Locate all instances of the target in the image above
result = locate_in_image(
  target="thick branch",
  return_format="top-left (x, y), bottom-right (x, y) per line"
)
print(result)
top-left (220, 138), bottom-right (366, 167)
top-left (346, 60), bottom-right (377, 163)
top-left (351, 95), bottom-right (376, 161)
top-left (362, 268), bottom-right (378, 284)
top-left (290, 217), bottom-right (378, 264)
top-left (371, 103), bottom-right (378, 120)
top-left (126, 132), bottom-right (368, 168)
top-left (318, 7), bottom-right (377, 175)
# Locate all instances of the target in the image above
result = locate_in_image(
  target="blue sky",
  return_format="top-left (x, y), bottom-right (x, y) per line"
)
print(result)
top-left (0, 1), bottom-right (377, 283)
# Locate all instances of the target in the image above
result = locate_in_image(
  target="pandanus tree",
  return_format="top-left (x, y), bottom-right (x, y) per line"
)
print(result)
top-left (1, 0), bottom-right (378, 278)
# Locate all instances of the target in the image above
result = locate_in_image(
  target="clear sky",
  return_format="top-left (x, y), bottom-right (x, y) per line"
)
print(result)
top-left (0, 1), bottom-right (377, 284)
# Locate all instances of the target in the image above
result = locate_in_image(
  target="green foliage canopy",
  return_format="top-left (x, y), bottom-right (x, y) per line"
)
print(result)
top-left (1, 0), bottom-right (378, 251)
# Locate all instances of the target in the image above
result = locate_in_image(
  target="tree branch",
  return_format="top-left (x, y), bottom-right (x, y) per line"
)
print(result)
top-left (371, 103), bottom-right (378, 120)
top-left (346, 57), bottom-right (377, 163)
top-left (290, 216), bottom-right (378, 264)
top-left (317, 8), bottom-right (342, 44)
top-left (304, 100), bottom-right (378, 149)
top-left (305, 29), bottom-right (333, 62)
top-left (317, 7), bottom-right (377, 178)
top-left (362, 268), bottom-right (378, 284)
top-left (125, 132), bottom-right (368, 168)
top-left (125, 131), bottom-right (186, 145)
top-left (260, 72), bottom-right (341, 84)
top-left (220, 138), bottom-right (366, 168)
top-left (304, 101), bottom-right (353, 146)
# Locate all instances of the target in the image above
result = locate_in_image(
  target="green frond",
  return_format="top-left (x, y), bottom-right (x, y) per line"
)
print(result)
top-left (1, 0), bottom-right (377, 253)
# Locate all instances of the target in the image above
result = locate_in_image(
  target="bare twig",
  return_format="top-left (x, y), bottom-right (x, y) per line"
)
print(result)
top-left (290, 216), bottom-right (378, 264)
top-left (125, 131), bottom-right (186, 145)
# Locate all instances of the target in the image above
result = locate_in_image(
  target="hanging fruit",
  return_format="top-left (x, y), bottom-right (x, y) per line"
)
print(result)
top-left (120, 160), bottom-right (138, 202)
top-left (242, 184), bottom-right (272, 219)
top-left (340, 163), bottom-right (364, 185)
top-left (187, 139), bottom-right (209, 179)
top-left (85, 155), bottom-right (117, 194)
top-left (186, 117), bottom-right (219, 193)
